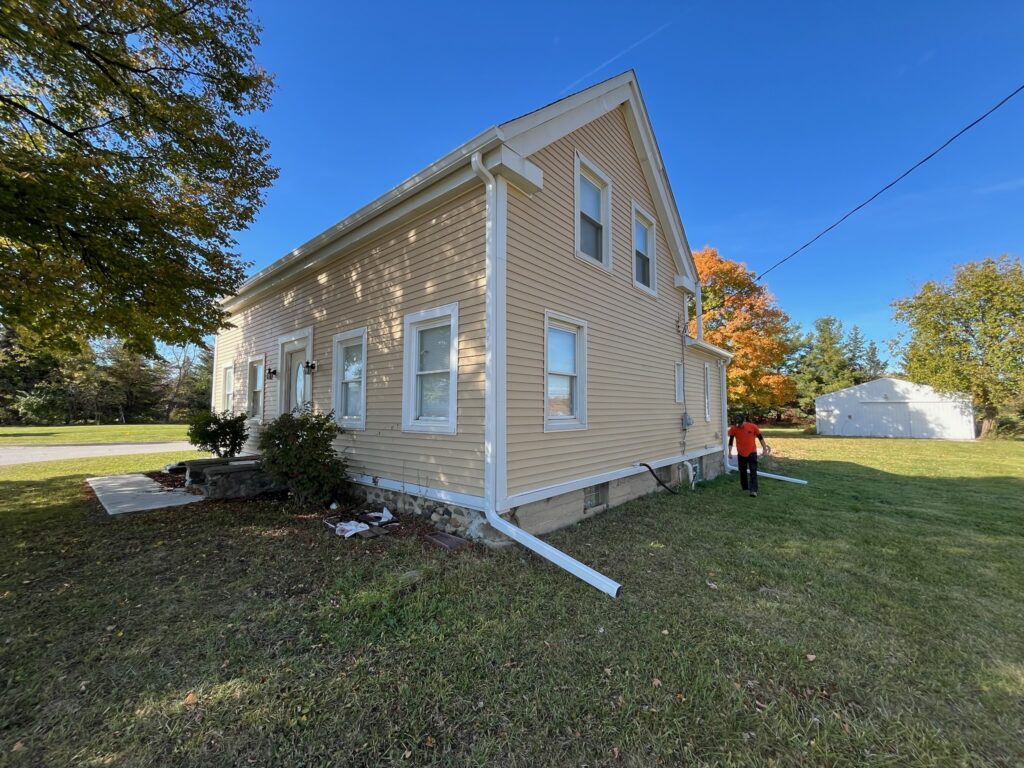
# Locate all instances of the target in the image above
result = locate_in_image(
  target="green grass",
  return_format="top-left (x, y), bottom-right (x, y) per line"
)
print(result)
top-left (0, 423), bottom-right (189, 445)
top-left (1, 436), bottom-right (1022, 766)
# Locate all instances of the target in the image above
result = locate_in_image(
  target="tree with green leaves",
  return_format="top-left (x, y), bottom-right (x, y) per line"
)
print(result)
top-left (791, 316), bottom-right (858, 412)
top-left (861, 340), bottom-right (888, 381)
top-left (0, 0), bottom-right (276, 353)
top-left (893, 255), bottom-right (1024, 437)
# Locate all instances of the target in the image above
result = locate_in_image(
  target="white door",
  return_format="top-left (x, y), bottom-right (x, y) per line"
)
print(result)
top-left (281, 343), bottom-right (310, 413)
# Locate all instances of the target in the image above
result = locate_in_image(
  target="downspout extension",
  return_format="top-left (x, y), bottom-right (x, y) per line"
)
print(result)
top-left (471, 151), bottom-right (621, 599)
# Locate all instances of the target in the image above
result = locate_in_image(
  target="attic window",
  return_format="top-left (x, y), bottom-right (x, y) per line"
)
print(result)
top-left (574, 152), bottom-right (612, 270)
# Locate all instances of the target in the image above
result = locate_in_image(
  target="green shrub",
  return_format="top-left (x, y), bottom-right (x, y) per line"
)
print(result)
top-left (257, 405), bottom-right (348, 508)
top-left (187, 409), bottom-right (249, 457)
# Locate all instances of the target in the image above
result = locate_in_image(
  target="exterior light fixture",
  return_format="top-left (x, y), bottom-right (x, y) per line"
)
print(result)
top-left (265, 368), bottom-right (277, 381)
top-left (304, 360), bottom-right (317, 374)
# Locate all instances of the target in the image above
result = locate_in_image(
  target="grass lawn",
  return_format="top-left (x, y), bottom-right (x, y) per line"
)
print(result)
top-left (0, 423), bottom-right (189, 445)
top-left (1, 435), bottom-right (1022, 766)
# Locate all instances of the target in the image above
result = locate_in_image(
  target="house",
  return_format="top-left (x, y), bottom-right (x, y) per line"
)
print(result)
top-left (815, 378), bottom-right (975, 440)
top-left (212, 71), bottom-right (732, 595)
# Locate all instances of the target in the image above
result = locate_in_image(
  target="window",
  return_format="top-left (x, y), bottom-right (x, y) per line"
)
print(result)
top-left (220, 364), bottom-right (234, 413)
top-left (402, 303), bottom-right (458, 434)
top-left (632, 202), bottom-right (657, 294)
top-left (247, 357), bottom-right (264, 420)
top-left (583, 482), bottom-right (608, 511)
top-left (675, 362), bottom-right (684, 404)
top-left (333, 328), bottom-right (367, 430)
top-left (278, 328), bottom-right (313, 415)
top-left (545, 311), bottom-right (587, 431)
top-left (704, 362), bottom-right (711, 421)
top-left (574, 152), bottom-right (612, 270)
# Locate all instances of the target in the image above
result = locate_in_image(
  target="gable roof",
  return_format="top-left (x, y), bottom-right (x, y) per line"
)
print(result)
top-left (815, 378), bottom-right (972, 403)
top-left (225, 71), bottom-right (698, 311)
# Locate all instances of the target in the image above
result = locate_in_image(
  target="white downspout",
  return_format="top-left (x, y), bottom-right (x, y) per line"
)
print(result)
top-left (695, 282), bottom-right (704, 341)
top-left (719, 359), bottom-right (729, 467)
top-left (472, 151), bottom-right (621, 599)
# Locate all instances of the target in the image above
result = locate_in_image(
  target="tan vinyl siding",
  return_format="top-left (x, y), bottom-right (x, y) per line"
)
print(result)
top-left (506, 106), bottom-right (723, 495)
top-left (211, 190), bottom-right (486, 497)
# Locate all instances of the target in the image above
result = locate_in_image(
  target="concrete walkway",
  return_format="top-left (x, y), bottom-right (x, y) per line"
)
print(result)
top-left (0, 441), bottom-right (194, 466)
top-left (86, 473), bottom-right (203, 515)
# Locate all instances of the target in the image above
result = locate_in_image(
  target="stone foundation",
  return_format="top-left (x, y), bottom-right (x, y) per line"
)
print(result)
top-left (351, 450), bottom-right (725, 542)
top-left (354, 483), bottom-right (509, 546)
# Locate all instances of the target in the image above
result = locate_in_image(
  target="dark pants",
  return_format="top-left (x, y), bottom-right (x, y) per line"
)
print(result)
top-left (737, 452), bottom-right (759, 493)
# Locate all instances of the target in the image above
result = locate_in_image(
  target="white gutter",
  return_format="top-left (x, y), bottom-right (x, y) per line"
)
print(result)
top-left (472, 150), bottom-right (621, 599)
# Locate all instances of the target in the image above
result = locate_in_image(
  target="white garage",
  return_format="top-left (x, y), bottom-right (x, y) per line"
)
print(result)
top-left (815, 378), bottom-right (975, 440)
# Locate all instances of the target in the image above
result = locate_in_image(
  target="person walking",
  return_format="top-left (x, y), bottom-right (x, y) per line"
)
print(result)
top-left (728, 414), bottom-right (769, 497)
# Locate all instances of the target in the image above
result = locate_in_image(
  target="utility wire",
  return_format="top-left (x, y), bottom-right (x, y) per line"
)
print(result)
top-left (700, 80), bottom-right (1024, 316)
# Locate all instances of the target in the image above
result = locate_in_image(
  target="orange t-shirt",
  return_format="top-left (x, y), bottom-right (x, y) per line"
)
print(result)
top-left (728, 422), bottom-right (761, 457)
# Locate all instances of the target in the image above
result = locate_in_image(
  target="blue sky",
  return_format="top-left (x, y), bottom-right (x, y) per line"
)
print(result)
top-left (238, 1), bottom-right (1024, 357)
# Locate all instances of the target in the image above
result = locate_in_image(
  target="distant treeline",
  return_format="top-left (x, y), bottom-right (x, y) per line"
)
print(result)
top-left (0, 331), bottom-right (211, 425)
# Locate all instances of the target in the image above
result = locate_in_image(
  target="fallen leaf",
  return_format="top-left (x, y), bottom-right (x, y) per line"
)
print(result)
top-left (604, 667), bottom-right (612, 676)
top-left (806, 654), bottom-right (817, 662)
top-left (425, 735), bottom-right (435, 748)
top-left (652, 678), bottom-right (662, 688)
top-left (675, 692), bottom-right (687, 702)
top-left (612, 746), bottom-right (621, 759)
top-left (706, 580), bottom-right (718, 590)
top-left (661, 629), bottom-right (669, 635)
top-left (403, 750), bottom-right (412, 759)
top-left (183, 692), bottom-right (198, 706)
top-left (11, 741), bottom-right (25, 752)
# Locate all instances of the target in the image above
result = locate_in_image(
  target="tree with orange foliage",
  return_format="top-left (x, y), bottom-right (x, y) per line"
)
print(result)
top-left (690, 247), bottom-right (797, 416)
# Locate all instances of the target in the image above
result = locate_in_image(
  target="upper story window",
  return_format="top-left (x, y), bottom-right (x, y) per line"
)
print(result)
top-left (402, 303), bottom-right (459, 434)
top-left (545, 311), bottom-right (588, 431)
top-left (247, 357), bottom-right (264, 420)
top-left (632, 202), bottom-right (657, 294)
top-left (333, 327), bottom-right (367, 430)
top-left (574, 151), bottom-right (612, 270)
top-left (221, 363), bottom-right (234, 413)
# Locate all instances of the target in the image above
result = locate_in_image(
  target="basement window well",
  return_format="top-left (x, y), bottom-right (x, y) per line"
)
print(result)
top-left (583, 482), bottom-right (608, 511)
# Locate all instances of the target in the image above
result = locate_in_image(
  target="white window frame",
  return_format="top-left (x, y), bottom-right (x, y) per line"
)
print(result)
top-left (277, 327), bottom-right (314, 416)
top-left (631, 201), bottom-right (657, 296)
top-left (220, 362), bottom-right (234, 413)
top-left (574, 151), bottom-right (613, 271)
top-left (675, 362), bottom-right (685, 404)
top-left (704, 362), bottom-right (712, 421)
top-left (402, 303), bottom-right (459, 434)
top-left (544, 310), bottom-right (588, 432)
top-left (332, 327), bottom-right (367, 430)
top-left (246, 354), bottom-right (265, 422)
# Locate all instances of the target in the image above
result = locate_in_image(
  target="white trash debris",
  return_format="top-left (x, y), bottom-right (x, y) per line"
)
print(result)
top-left (325, 520), bottom-right (369, 538)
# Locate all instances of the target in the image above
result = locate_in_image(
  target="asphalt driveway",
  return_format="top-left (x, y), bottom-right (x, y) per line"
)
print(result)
top-left (0, 442), bottom-right (194, 466)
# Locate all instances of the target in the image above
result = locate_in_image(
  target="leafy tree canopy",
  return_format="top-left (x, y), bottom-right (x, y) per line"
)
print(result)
top-left (893, 255), bottom-right (1024, 436)
top-left (691, 247), bottom-right (797, 415)
top-left (0, 0), bottom-right (276, 354)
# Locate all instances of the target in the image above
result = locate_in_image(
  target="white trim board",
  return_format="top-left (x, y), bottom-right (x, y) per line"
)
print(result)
top-left (500, 446), bottom-right (720, 511)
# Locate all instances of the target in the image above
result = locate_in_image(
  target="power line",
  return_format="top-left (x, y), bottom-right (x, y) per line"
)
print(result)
top-left (700, 80), bottom-right (1024, 318)
top-left (756, 80), bottom-right (1024, 281)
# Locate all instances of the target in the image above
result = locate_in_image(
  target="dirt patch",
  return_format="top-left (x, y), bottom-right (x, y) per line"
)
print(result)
top-left (143, 470), bottom-right (187, 490)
